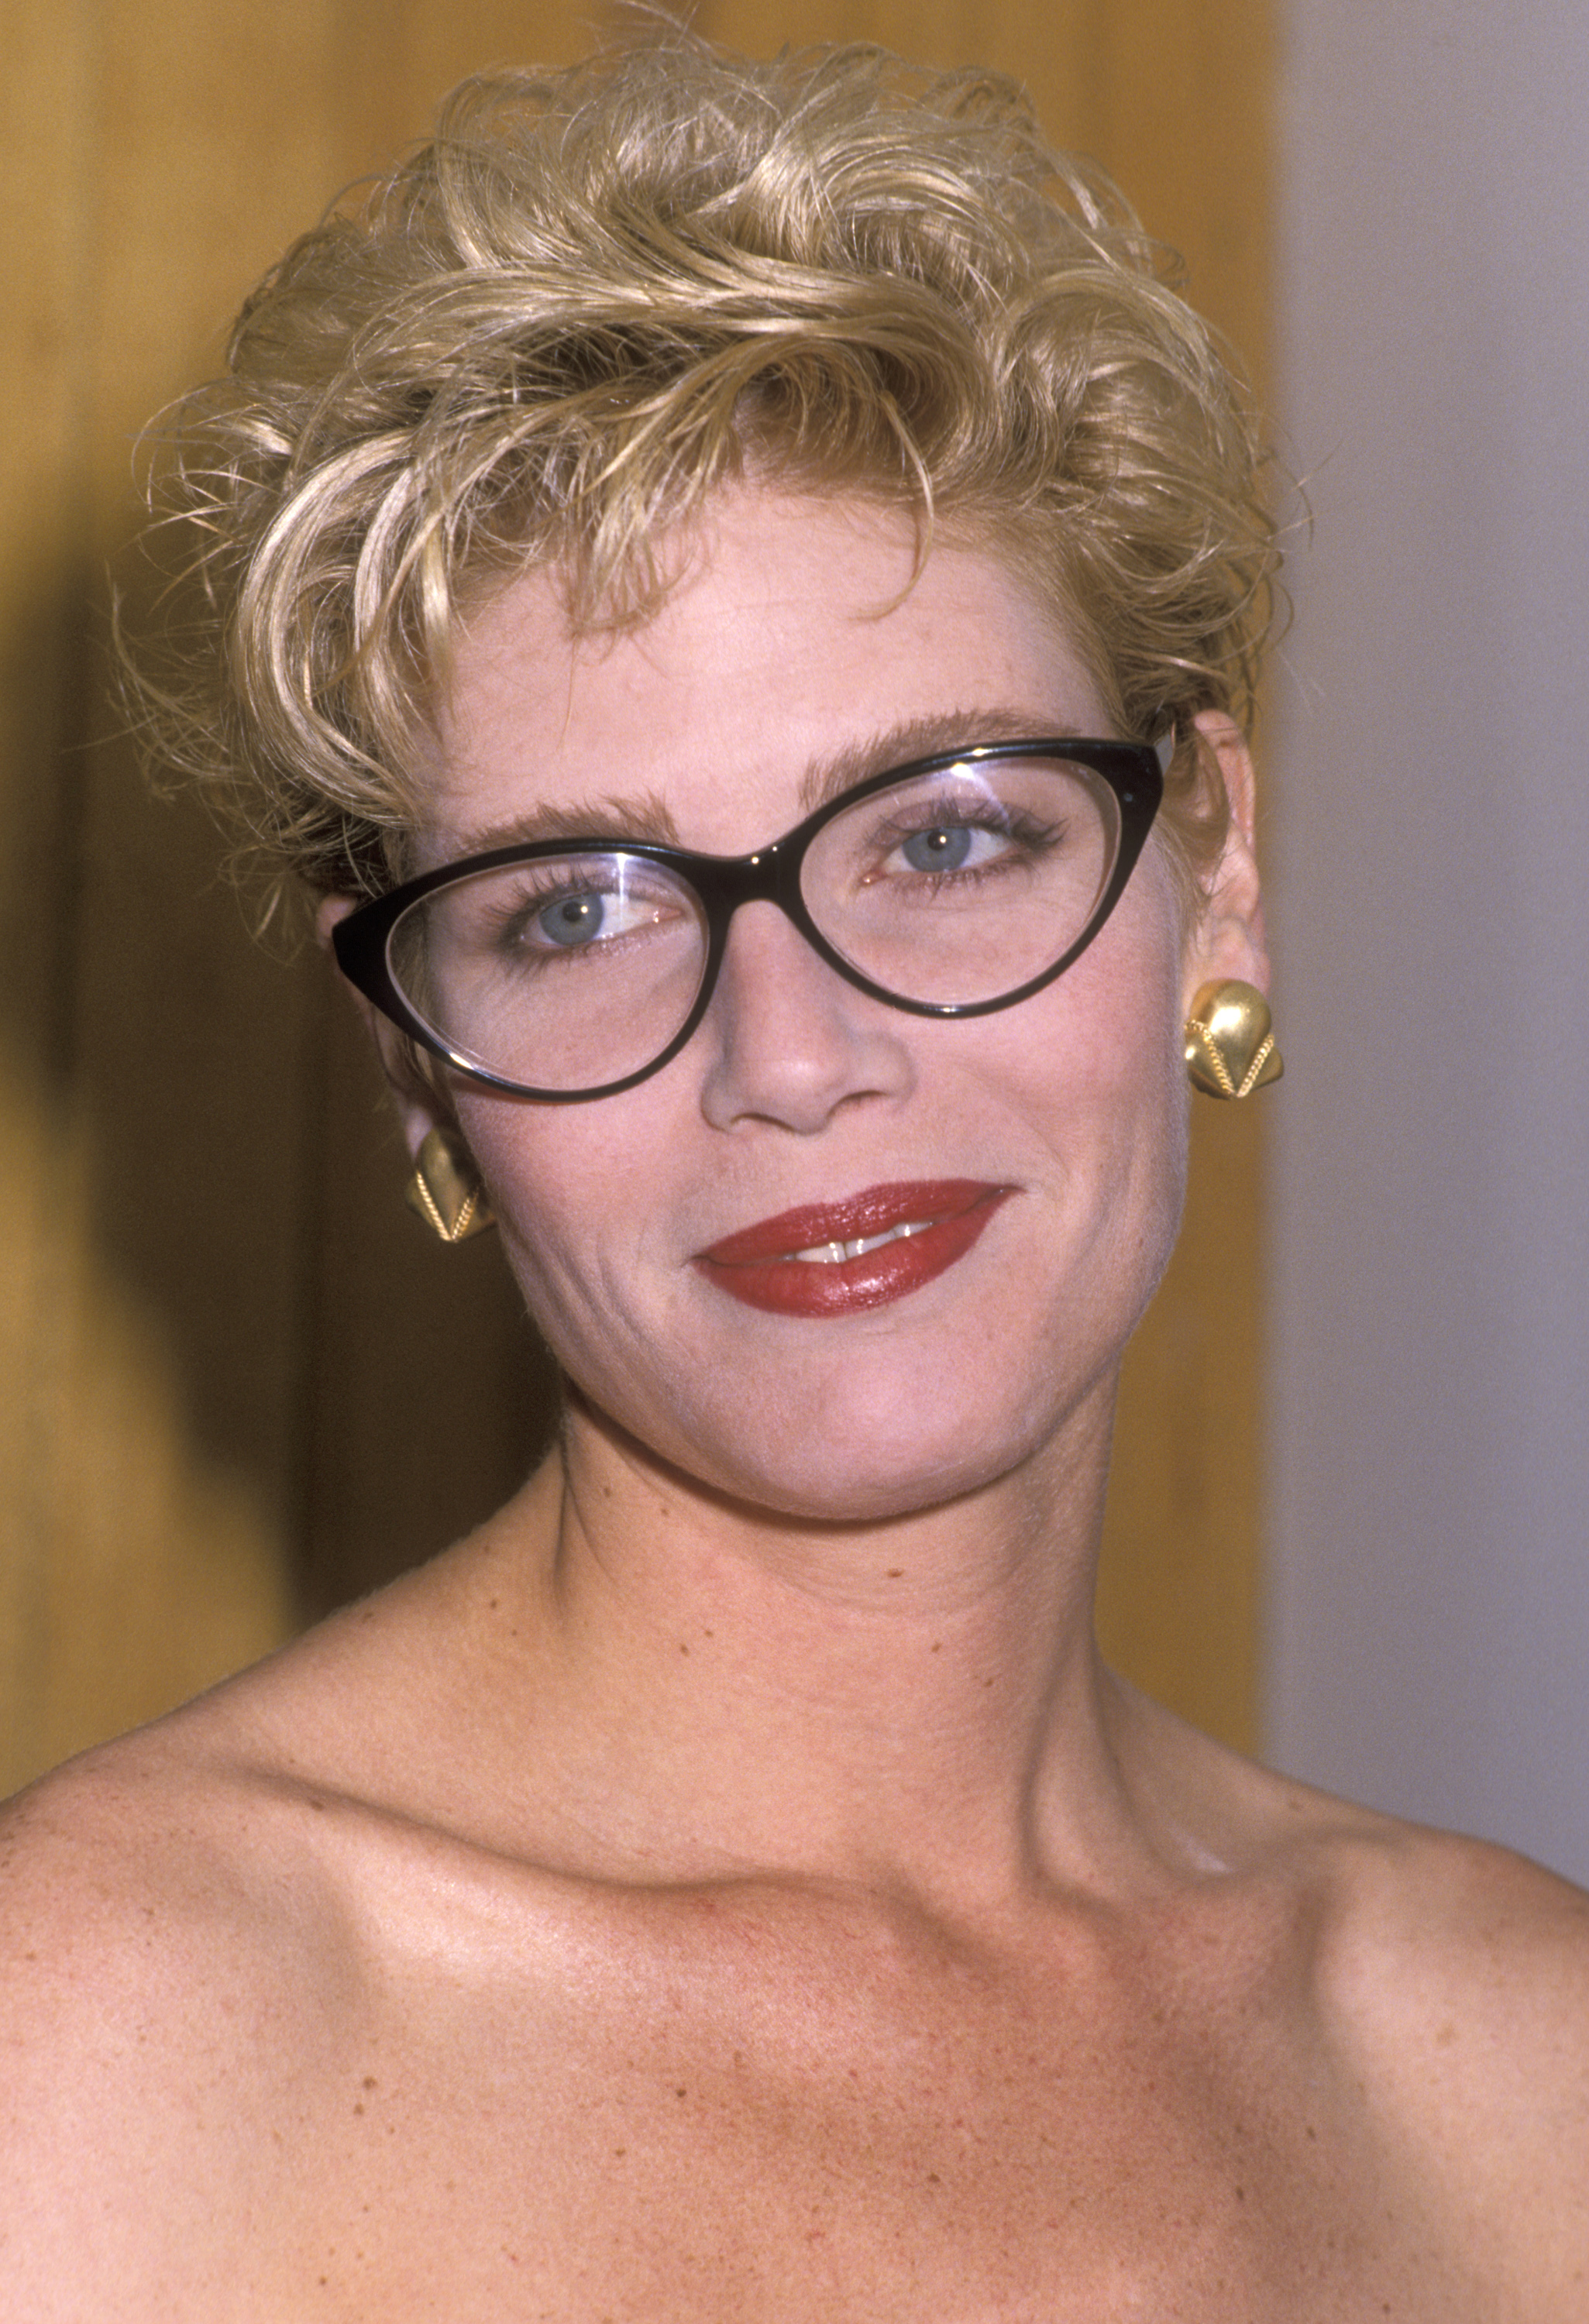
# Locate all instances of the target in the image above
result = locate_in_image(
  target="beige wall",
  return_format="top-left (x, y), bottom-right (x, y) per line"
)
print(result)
top-left (0, 0), bottom-right (1273, 1796)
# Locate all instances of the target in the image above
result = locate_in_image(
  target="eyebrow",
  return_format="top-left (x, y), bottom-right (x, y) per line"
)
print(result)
top-left (438, 706), bottom-right (1090, 861)
top-left (441, 789), bottom-right (684, 858)
top-left (794, 707), bottom-right (1092, 816)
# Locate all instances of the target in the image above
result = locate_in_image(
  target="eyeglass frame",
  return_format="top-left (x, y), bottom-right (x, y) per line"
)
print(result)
top-left (332, 728), bottom-right (1174, 1103)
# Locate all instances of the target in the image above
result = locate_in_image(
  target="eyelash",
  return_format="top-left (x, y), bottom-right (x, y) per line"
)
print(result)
top-left (483, 869), bottom-right (682, 956)
top-left (868, 803), bottom-right (1064, 868)
top-left (439, 791), bottom-right (1069, 961)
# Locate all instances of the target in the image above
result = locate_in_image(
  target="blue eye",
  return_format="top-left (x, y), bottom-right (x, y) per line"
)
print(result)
top-left (896, 822), bottom-right (1013, 876)
top-left (535, 892), bottom-right (607, 947)
top-left (900, 824), bottom-right (975, 873)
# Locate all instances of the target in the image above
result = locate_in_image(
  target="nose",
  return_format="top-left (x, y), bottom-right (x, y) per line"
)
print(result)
top-left (695, 901), bottom-right (917, 1133)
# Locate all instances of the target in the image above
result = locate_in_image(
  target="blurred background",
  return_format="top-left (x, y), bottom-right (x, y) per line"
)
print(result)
top-left (1268, 0), bottom-right (1589, 1887)
top-left (2, 0), bottom-right (1583, 1885)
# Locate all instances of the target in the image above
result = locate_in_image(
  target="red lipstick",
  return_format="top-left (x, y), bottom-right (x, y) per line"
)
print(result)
top-left (694, 1180), bottom-right (1013, 1318)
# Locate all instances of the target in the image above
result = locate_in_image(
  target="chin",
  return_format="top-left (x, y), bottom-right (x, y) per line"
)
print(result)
top-left (575, 1339), bottom-right (1093, 1528)
top-left (666, 1435), bottom-right (1037, 1530)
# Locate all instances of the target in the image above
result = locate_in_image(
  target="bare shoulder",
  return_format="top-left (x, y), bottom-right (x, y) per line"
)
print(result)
top-left (1288, 1782), bottom-right (1589, 2295)
top-left (1117, 1689), bottom-right (1589, 2293)
top-left (0, 1529), bottom-right (503, 2097)
top-left (0, 1538), bottom-right (551, 2315)
top-left (1322, 1801), bottom-right (1589, 2095)
top-left (1289, 1788), bottom-right (1589, 2081)
top-left (1127, 1686), bottom-right (1589, 2092)
top-left (0, 1699), bottom-right (356, 2312)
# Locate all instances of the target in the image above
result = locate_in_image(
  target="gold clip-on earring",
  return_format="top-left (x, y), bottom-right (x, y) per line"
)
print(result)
top-left (405, 1126), bottom-right (496, 1243)
top-left (1185, 979), bottom-right (1284, 1100)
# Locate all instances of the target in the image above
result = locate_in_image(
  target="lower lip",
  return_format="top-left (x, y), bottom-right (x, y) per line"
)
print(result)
top-left (693, 1184), bottom-right (1013, 1318)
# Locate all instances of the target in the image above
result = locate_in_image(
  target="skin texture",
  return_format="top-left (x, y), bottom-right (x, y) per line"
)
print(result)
top-left (2, 493), bottom-right (1586, 2321)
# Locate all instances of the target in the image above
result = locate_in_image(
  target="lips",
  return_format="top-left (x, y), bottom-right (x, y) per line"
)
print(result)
top-left (694, 1180), bottom-right (1013, 1318)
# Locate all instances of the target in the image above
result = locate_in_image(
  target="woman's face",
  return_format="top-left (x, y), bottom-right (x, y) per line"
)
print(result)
top-left (391, 490), bottom-right (1261, 1522)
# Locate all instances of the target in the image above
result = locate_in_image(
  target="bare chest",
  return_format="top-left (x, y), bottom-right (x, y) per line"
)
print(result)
top-left (239, 1921), bottom-right (1481, 2324)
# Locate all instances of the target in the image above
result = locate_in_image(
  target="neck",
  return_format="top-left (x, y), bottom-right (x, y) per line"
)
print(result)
top-left (454, 1376), bottom-right (1160, 1905)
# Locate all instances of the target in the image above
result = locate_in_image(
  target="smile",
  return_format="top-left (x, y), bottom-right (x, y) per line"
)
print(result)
top-left (788, 1219), bottom-right (933, 1263)
top-left (694, 1181), bottom-right (1014, 1318)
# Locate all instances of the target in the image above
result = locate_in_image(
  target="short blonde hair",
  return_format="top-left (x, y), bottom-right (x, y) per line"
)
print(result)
top-left (123, 29), bottom-right (1278, 904)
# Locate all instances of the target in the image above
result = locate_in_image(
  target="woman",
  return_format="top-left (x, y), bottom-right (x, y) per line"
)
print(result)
top-left (2, 30), bottom-right (1584, 2319)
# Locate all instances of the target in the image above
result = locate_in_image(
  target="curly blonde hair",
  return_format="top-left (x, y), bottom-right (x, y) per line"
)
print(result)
top-left (123, 29), bottom-right (1278, 905)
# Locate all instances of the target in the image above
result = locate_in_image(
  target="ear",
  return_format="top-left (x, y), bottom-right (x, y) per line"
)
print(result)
top-left (316, 892), bottom-right (455, 1164)
top-left (1178, 709), bottom-right (1271, 1013)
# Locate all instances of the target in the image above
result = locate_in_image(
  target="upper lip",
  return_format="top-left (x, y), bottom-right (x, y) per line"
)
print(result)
top-left (696, 1179), bottom-right (1010, 1265)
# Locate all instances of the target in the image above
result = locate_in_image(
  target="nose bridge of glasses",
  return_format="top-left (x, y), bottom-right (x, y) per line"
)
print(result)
top-left (690, 824), bottom-right (889, 1042)
top-left (686, 830), bottom-right (815, 945)
top-left (692, 878), bottom-right (917, 1131)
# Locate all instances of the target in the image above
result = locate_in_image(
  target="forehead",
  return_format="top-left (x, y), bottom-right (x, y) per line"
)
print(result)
top-left (422, 491), bottom-right (1111, 862)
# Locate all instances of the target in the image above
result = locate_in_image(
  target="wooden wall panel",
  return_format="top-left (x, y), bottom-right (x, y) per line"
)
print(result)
top-left (0, 0), bottom-right (591, 1794)
top-left (6, 0), bottom-right (341, 1783)
top-left (0, 0), bottom-right (1273, 1795)
top-left (0, 0), bottom-right (96, 1789)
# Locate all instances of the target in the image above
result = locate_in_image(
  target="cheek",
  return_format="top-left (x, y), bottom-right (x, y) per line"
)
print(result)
top-left (1006, 862), bottom-right (1188, 1136)
top-left (995, 875), bottom-right (1192, 1274)
top-left (452, 1099), bottom-right (618, 1305)
top-left (450, 1088), bottom-right (695, 1394)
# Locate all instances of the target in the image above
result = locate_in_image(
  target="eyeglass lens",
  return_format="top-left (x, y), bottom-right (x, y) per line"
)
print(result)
top-left (386, 753), bottom-right (1122, 1092)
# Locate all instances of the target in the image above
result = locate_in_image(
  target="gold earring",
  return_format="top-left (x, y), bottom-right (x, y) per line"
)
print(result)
top-left (1185, 979), bottom-right (1284, 1099)
top-left (404, 1127), bottom-right (496, 1243)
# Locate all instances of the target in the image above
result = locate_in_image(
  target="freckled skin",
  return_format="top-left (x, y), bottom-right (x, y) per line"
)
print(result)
top-left (1, 495), bottom-right (1586, 2319)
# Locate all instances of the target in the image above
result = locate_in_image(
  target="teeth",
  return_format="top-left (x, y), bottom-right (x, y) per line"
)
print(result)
top-left (787, 1219), bottom-right (934, 1263)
